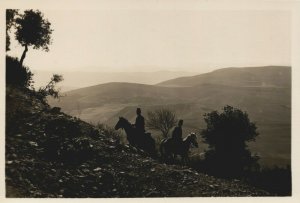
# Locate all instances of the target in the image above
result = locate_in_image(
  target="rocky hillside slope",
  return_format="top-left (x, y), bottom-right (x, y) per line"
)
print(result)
top-left (6, 86), bottom-right (270, 197)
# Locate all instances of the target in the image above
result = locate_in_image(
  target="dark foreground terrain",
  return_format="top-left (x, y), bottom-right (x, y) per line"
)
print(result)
top-left (6, 85), bottom-right (270, 197)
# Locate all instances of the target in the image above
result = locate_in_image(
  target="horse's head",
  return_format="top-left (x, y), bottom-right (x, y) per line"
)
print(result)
top-left (189, 133), bottom-right (198, 148)
top-left (115, 117), bottom-right (125, 130)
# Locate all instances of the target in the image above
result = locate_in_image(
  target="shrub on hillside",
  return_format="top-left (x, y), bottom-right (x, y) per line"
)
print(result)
top-left (37, 74), bottom-right (63, 102)
top-left (201, 105), bottom-right (259, 177)
top-left (6, 55), bottom-right (33, 88)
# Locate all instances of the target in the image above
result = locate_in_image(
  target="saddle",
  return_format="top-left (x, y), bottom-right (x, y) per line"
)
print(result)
top-left (169, 137), bottom-right (183, 151)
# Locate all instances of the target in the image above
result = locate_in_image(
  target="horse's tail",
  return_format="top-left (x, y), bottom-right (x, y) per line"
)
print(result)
top-left (149, 134), bottom-right (157, 158)
top-left (160, 139), bottom-right (166, 158)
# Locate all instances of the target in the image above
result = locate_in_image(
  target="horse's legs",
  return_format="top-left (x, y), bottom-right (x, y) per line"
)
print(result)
top-left (166, 152), bottom-right (173, 163)
top-left (160, 145), bottom-right (165, 161)
top-left (182, 156), bottom-right (186, 165)
top-left (181, 154), bottom-right (189, 166)
top-left (161, 144), bottom-right (171, 162)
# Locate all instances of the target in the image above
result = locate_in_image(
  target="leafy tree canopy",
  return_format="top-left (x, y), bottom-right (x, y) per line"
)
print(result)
top-left (201, 105), bottom-right (259, 177)
top-left (201, 105), bottom-right (258, 152)
top-left (15, 9), bottom-right (53, 51)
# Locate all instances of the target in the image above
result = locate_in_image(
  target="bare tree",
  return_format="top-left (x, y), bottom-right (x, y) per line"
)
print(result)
top-left (147, 108), bottom-right (177, 138)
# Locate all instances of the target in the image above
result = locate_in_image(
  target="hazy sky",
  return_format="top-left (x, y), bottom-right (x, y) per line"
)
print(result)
top-left (7, 9), bottom-right (291, 72)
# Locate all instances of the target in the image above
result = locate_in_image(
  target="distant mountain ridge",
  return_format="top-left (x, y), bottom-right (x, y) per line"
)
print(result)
top-left (157, 66), bottom-right (291, 87)
top-left (32, 70), bottom-right (199, 91)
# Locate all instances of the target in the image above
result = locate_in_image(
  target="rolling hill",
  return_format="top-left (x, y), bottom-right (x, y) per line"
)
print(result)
top-left (49, 66), bottom-right (291, 167)
top-left (157, 66), bottom-right (291, 87)
top-left (33, 70), bottom-right (198, 91)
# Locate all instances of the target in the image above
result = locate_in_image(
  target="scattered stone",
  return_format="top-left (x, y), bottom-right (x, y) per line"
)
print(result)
top-left (29, 141), bottom-right (38, 147)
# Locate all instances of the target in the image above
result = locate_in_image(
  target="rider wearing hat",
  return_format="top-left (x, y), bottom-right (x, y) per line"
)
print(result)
top-left (134, 108), bottom-right (145, 135)
top-left (172, 119), bottom-right (183, 148)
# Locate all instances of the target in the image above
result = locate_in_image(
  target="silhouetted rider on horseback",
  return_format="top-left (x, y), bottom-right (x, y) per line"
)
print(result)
top-left (134, 108), bottom-right (145, 136)
top-left (171, 119), bottom-right (183, 149)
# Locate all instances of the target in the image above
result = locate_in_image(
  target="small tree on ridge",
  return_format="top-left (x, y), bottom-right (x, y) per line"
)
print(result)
top-left (15, 9), bottom-right (53, 66)
top-left (38, 74), bottom-right (63, 101)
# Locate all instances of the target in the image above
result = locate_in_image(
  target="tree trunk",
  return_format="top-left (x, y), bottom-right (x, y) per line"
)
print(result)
top-left (19, 44), bottom-right (28, 67)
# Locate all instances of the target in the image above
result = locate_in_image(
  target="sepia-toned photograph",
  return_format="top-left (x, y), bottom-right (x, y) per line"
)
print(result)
top-left (2, 0), bottom-right (298, 199)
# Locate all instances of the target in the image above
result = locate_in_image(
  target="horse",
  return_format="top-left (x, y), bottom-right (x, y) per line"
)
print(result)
top-left (114, 117), bottom-right (156, 157)
top-left (160, 133), bottom-right (198, 164)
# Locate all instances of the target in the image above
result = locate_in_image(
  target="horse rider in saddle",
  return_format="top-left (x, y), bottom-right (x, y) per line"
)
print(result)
top-left (171, 119), bottom-right (184, 150)
top-left (134, 108), bottom-right (145, 136)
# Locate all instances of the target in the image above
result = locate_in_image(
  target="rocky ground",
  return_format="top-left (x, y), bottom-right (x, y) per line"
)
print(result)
top-left (5, 86), bottom-right (270, 197)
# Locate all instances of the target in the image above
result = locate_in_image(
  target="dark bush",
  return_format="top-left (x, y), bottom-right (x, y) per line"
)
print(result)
top-left (201, 105), bottom-right (259, 178)
top-left (6, 55), bottom-right (33, 88)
